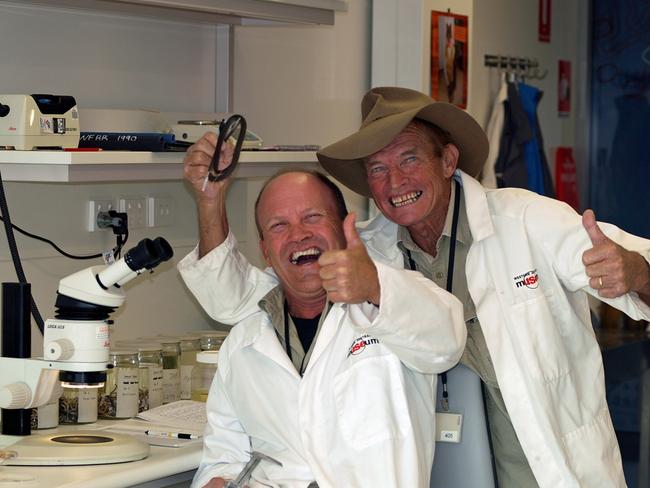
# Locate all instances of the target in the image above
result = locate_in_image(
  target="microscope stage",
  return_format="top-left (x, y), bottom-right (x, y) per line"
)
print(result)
top-left (3, 430), bottom-right (149, 466)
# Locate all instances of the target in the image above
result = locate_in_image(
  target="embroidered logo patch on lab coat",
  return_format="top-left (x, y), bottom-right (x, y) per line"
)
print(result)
top-left (513, 269), bottom-right (539, 289)
top-left (347, 334), bottom-right (379, 357)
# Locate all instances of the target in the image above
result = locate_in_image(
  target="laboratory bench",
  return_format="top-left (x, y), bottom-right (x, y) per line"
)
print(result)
top-left (0, 420), bottom-right (202, 487)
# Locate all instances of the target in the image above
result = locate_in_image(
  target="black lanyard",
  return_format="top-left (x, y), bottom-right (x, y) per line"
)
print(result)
top-left (283, 300), bottom-right (293, 362)
top-left (283, 300), bottom-right (323, 376)
top-left (405, 179), bottom-right (461, 411)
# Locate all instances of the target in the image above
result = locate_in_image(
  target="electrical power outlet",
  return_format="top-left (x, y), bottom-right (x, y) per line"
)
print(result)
top-left (119, 196), bottom-right (147, 229)
top-left (87, 199), bottom-right (116, 232)
top-left (147, 196), bottom-right (174, 227)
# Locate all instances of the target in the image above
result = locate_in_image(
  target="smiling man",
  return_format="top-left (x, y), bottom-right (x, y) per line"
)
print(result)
top-left (179, 170), bottom-right (465, 487)
top-left (180, 88), bottom-right (650, 487)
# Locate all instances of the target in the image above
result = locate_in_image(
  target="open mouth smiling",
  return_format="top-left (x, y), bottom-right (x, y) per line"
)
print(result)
top-left (290, 247), bottom-right (322, 265)
top-left (390, 191), bottom-right (422, 208)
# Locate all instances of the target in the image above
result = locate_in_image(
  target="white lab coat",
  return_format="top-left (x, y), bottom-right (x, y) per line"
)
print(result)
top-left (359, 171), bottom-right (650, 487)
top-left (186, 261), bottom-right (465, 488)
top-left (179, 170), bottom-right (650, 487)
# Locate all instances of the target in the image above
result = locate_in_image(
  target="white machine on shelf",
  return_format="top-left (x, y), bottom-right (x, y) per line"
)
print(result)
top-left (0, 94), bottom-right (80, 150)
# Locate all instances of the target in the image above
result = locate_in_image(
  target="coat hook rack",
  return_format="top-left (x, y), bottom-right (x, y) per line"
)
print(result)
top-left (484, 54), bottom-right (548, 80)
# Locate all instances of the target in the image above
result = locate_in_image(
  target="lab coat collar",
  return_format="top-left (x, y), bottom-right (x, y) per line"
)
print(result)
top-left (236, 287), bottom-right (301, 380)
top-left (301, 305), bottom-right (341, 376)
top-left (250, 286), bottom-right (340, 380)
top-left (250, 319), bottom-right (302, 380)
top-left (456, 170), bottom-right (495, 242)
top-left (357, 214), bottom-right (402, 263)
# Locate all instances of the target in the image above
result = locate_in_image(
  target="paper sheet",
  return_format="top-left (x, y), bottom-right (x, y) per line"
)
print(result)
top-left (136, 400), bottom-right (207, 431)
top-left (93, 401), bottom-right (207, 448)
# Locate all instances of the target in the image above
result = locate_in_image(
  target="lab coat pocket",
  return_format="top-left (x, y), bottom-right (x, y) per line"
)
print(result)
top-left (508, 293), bottom-right (571, 382)
top-left (333, 355), bottom-right (409, 451)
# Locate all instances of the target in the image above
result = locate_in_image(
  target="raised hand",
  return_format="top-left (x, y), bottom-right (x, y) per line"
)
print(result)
top-left (318, 213), bottom-right (380, 305)
top-left (183, 132), bottom-right (235, 257)
top-left (183, 132), bottom-right (235, 203)
top-left (582, 209), bottom-right (650, 299)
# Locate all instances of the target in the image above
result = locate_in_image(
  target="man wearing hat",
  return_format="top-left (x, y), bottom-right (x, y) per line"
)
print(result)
top-left (180, 87), bottom-right (650, 487)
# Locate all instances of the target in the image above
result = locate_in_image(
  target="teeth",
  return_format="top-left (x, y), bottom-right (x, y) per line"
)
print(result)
top-left (290, 248), bottom-right (321, 264)
top-left (391, 191), bottom-right (422, 207)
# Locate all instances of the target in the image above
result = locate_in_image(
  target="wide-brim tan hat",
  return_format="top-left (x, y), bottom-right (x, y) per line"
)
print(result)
top-left (317, 86), bottom-right (489, 197)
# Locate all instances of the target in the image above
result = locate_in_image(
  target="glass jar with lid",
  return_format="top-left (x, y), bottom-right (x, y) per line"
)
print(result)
top-left (59, 386), bottom-right (98, 424)
top-left (199, 331), bottom-right (229, 351)
top-left (98, 350), bottom-right (139, 419)
top-left (191, 351), bottom-right (219, 402)
top-left (31, 382), bottom-right (62, 429)
top-left (179, 335), bottom-right (200, 400)
top-left (135, 342), bottom-right (164, 410)
top-left (114, 340), bottom-right (152, 412)
top-left (159, 339), bottom-right (181, 404)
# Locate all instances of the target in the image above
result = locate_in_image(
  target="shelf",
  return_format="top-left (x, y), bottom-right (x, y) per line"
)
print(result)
top-left (0, 150), bottom-right (319, 183)
top-left (15, 0), bottom-right (348, 26)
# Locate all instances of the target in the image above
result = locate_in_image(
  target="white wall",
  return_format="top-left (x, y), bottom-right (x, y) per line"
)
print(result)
top-left (0, 1), bottom-right (370, 353)
top-left (233, 0), bottom-right (372, 149)
top-left (372, 0), bottom-right (585, 185)
top-left (0, 3), bottom-right (218, 112)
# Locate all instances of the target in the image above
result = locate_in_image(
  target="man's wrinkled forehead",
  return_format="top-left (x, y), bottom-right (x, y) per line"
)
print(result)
top-left (363, 122), bottom-right (435, 164)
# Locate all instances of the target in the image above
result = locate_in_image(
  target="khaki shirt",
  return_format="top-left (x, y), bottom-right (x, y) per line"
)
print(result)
top-left (259, 287), bottom-right (329, 375)
top-left (397, 182), bottom-right (498, 388)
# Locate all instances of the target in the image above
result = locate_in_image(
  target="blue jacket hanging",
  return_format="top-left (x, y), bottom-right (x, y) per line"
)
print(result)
top-left (494, 82), bottom-right (555, 197)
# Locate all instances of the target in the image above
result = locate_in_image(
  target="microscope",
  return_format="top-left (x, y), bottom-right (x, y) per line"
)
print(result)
top-left (0, 237), bottom-right (173, 436)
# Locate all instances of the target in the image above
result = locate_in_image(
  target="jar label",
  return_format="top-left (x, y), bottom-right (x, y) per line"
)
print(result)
top-left (98, 367), bottom-right (139, 418)
top-left (180, 365), bottom-right (194, 400)
top-left (116, 368), bottom-right (139, 418)
top-left (148, 366), bottom-right (164, 409)
top-left (33, 401), bottom-right (59, 429)
top-left (78, 388), bottom-right (98, 423)
top-left (163, 368), bottom-right (180, 404)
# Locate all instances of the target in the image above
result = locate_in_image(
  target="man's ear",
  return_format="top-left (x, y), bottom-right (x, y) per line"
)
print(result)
top-left (441, 143), bottom-right (460, 178)
top-left (259, 239), bottom-right (272, 266)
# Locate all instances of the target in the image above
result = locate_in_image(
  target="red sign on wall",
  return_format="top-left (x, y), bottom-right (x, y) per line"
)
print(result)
top-left (558, 60), bottom-right (571, 116)
top-left (539, 0), bottom-right (551, 43)
top-left (555, 147), bottom-right (579, 211)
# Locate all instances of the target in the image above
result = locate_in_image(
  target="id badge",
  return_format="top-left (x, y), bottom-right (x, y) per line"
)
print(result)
top-left (435, 412), bottom-right (463, 443)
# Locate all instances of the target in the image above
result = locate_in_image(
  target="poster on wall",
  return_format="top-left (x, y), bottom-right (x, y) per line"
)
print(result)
top-left (558, 59), bottom-right (571, 116)
top-left (430, 11), bottom-right (468, 108)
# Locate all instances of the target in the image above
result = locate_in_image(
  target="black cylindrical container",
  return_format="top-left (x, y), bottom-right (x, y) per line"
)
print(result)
top-left (1, 282), bottom-right (32, 435)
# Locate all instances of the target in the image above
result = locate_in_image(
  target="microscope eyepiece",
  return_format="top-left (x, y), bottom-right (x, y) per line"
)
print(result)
top-left (96, 237), bottom-right (174, 290)
top-left (130, 237), bottom-right (174, 271)
top-left (124, 238), bottom-right (157, 271)
top-left (151, 237), bottom-right (174, 266)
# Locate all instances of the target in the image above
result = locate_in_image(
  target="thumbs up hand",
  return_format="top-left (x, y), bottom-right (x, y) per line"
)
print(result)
top-left (318, 213), bottom-right (381, 305)
top-left (582, 209), bottom-right (650, 299)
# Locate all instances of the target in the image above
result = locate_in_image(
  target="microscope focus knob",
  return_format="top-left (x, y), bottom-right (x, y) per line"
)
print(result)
top-left (0, 382), bottom-right (32, 409)
top-left (45, 338), bottom-right (75, 360)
